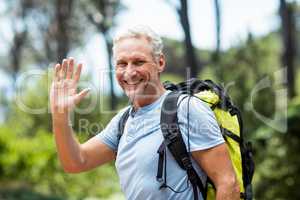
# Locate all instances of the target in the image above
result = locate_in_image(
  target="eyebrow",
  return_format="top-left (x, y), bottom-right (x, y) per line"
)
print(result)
top-left (116, 54), bottom-right (148, 62)
top-left (116, 59), bottom-right (126, 64)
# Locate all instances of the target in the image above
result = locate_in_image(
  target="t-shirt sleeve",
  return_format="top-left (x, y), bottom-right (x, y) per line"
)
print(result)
top-left (177, 95), bottom-right (224, 152)
top-left (96, 107), bottom-right (129, 152)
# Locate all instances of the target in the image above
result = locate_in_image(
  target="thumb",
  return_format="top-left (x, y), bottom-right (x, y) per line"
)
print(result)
top-left (74, 88), bottom-right (91, 104)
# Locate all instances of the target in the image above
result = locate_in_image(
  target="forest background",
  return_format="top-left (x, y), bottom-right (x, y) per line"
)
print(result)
top-left (0, 0), bottom-right (299, 199)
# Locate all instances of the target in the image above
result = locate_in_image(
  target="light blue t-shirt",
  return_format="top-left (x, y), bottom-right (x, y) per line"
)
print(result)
top-left (97, 91), bottom-right (224, 200)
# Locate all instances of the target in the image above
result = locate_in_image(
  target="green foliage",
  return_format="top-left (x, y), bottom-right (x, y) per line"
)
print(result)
top-left (0, 126), bottom-right (122, 200)
top-left (0, 187), bottom-right (63, 200)
top-left (163, 37), bottom-right (211, 77)
top-left (211, 33), bottom-right (282, 136)
top-left (161, 73), bottom-right (184, 83)
top-left (161, 30), bottom-right (300, 199)
top-left (6, 70), bottom-right (117, 138)
top-left (163, 38), bottom-right (187, 75)
top-left (196, 31), bottom-right (300, 199)
top-left (0, 1), bottom-right (299, 197)
top-left (253, 102), bottom-right (300, 199)
top-left (7, 72), bottom-right (52, 135)
top-left (1, 71), bottom-right (123, 199)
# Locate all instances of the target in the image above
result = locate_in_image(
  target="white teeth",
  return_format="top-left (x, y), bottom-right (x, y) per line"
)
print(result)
top-left (125, 80), bottom-right (142, 85)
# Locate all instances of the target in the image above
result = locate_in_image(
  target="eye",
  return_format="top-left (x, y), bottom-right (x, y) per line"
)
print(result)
top-left (116, 62), bottom-right (127, 68)
top-left (133, 60), bottom-right (146, 66)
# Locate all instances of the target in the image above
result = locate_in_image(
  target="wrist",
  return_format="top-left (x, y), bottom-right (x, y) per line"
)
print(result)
top-left (52, 114), bottom-right (73, 133)
top-left (52, 112), bottom-right (71, 123)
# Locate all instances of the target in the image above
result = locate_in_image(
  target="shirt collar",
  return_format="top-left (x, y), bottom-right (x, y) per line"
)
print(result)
top-left (129, 90), bottom-right (170, 117)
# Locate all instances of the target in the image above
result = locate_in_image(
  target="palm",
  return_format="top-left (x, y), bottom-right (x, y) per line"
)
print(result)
top-left (50, 58), bottom-right (89, 114)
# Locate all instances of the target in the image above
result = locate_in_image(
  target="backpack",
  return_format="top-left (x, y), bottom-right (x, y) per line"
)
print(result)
top-left (117, 78), bottom-right (255, 200)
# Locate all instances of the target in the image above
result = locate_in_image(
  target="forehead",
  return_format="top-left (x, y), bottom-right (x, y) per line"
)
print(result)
top-left (114, 37), bottom-right (153, 60)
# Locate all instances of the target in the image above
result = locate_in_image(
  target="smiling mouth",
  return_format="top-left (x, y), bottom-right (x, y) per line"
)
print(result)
top-left (124, 79), bottom-right (143, 85)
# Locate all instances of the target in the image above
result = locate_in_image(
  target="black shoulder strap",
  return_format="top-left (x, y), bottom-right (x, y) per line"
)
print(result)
top-left (117, 107), bottom-right (131, 143)
top-left (160, 91), bottom-right (206, 200)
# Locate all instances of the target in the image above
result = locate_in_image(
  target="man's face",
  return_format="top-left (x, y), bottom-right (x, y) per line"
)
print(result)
top-left (114, 37), bottom-right (164, 103)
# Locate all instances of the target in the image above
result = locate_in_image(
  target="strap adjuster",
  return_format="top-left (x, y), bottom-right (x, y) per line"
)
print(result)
top-left (182, 157), bottom-right (192, 170)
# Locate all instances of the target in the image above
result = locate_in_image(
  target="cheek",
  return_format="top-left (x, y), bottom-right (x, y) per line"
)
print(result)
top-left (136, 68), bottom-right (151, 80)
top-left (116, 71), bottom-right (123, 84)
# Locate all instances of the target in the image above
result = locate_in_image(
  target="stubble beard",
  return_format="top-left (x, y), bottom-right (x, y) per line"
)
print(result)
top-left (127, 82), bottom-right (150, 108)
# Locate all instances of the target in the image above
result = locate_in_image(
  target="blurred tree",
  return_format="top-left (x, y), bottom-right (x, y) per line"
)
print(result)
top-left (279, 0), bottom-right (297, 98)
top-left (6, 70), bottom-right (114, 136)
top-left (3, 0), bottom-right (30, 82)
top-left (202, 32), bottom-right (281, 134)
top-left (166, 0), bottom-right (200, 78)
top-left (1, 0), bottom-right (85, 71)
top-left (34, 0), bottom-right (84, 65)
top-left (212, 0), bottom-right (223, 80)
top-left (80, 0), bottom-right (125, 111)
top-left (0, 127), bottom-right (121, 199)
top-left (10, 29), bottom-right (27, 81)
top-left (0, 0), bottom-right (31, 121)
top-left (163, 38), bottom-right (186, 75)
top-left (0, 1), bottom-right (299, 199)
top-left (296, 4), bottom-right (300, 66)
top-left (1, 71), bottom-right (123, 199)
top-left (0, 0), bottom-right (87, 123)
top-left (253, 100), bottom-right (300, 199)
top-left (163, 37), bottom-right (211, 77)
top-left (213, 0), bottom-right (221, 62)
top-left (54, 0), bottom-right (74, 61)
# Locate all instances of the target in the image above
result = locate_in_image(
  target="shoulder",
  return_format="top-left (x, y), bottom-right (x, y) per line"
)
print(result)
top-left (96, 105), bottom-right (131, 150)
top-left (175, 94), bottom-right (224, 151)
top-left (162, 92), bottom-right (215, 120)
top-left (177, 94), bottom-right (214, 117)
top-left (176, 94), bottom-right (218, 129)
top-left (109, 106), bottom-right (131, 124)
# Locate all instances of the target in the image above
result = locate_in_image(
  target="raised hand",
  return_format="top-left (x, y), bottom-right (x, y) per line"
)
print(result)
top-left (50, 58), bottom-right (90, 117)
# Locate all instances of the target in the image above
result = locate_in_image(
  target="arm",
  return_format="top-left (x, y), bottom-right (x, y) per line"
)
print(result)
top-left (192, 144), bottom-right (240, 200)
top-left (52, 115), bottom-right (116, 173)
top-left (177, 96), bottom-right (239, 199)
top-left (50, 58), bottom-right (115, 173)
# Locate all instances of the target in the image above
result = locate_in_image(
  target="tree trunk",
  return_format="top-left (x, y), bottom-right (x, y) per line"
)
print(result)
top-left (279, 0), bottom-right (297, 98)
top-left (178, 0), bottom-right (199, 78)
top-left (213, 0), bottom-right (222, 80)
top-left (84, 0), bottom-right (119, 111)
top-left (8, 0), bottom-right (30, 85)
top-left (55, 0), bottom-right (73, 61)
top-left (104, 35), bottom-right (117, 111)
top-left (10, 30), bottom-right (27, 82)
top-left (213, 0), bottom-right (221, 62)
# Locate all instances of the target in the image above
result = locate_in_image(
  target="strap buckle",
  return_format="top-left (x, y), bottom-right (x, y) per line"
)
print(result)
top-left (182, 157), bottom-right (193, 170)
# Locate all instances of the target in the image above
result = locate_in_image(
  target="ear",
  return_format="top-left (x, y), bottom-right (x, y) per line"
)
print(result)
top-left (157, 54), bottom-right (166, 73)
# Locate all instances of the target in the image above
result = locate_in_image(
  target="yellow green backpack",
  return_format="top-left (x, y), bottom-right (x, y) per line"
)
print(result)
top-left (158, 79), bottom-right (255, 200)
top-left (118, 78), bottom-right (255, 200)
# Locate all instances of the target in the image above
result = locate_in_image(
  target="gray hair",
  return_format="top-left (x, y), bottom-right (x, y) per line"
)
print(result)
top-left (112, 25), bottom-right (164, 60)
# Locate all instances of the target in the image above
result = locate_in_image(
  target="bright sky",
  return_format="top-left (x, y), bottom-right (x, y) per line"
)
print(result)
top-left (78, 0), bottom-right (284, 94)
top-left (116, 0), bottom-right (280, 49)
top-left (80, 0), bottom-right (283, 69)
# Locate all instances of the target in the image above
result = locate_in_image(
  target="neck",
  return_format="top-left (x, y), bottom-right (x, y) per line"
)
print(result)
top-left (132, 83), bottom-right (166, 110)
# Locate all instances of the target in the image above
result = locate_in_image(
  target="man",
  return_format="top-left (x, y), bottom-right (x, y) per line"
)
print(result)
top-left (50, 26), bottom-right (239, 200)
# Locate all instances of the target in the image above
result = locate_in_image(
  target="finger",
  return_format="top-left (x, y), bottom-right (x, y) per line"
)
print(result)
top-left (66, 57), bottom-right (74, 79)
top-left (74, 63), bottom-right (82, 83)
top-left (74, 88), bottom-right (91, 104)
top-left (54, 64), bottom-right (61, 81)
top-left (60, 59), bottom-right (68, 80)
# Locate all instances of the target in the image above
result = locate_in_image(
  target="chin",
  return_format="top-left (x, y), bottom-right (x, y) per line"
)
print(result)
top-left (125, 89), bottom-right (145, 104)
top-left (125, 90), bottom-right (138, 101)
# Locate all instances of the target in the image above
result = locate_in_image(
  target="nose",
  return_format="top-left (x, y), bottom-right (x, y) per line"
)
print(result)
top-left (123, 63), bottom-right (138, 80)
